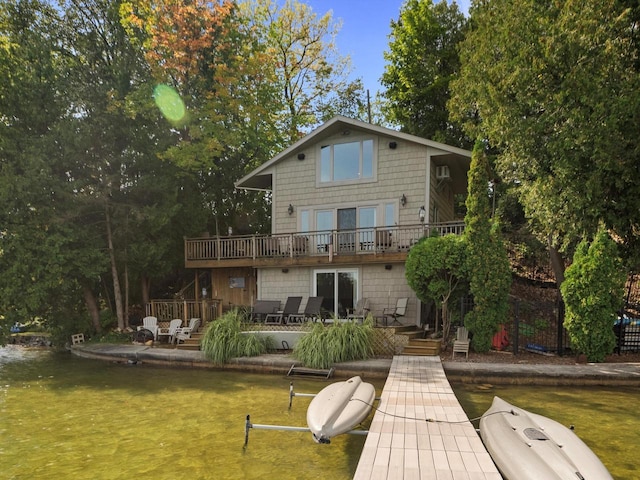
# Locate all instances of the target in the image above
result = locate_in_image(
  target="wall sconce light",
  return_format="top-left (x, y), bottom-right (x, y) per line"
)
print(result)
top-left (201, 287), bottom-right (207, 298)
top-left (389, 141), bottom-right (397, 149)
top-left (400, 194), bottom-right (407, 207)
top-left (418, 205), bottom-right (426, 224)
top-left (384, 264), bottom-right (393, 270)
top-left (297, 153), bottom-right (305, 160)
top-left (288, 204), bottom-right (294, 215)
top-left (281, 268), bottom-right (289, 274)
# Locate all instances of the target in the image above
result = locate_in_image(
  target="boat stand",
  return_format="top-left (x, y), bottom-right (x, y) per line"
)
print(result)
top-left (244, 414), bottom-right (368, 446)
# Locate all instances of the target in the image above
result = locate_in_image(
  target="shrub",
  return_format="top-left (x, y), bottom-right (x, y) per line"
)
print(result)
top-left (293, 317), bottom-right (374, 369)
top-left (405, 233), bottom-right (467, 342)
top-left (200, 309), bottom-right (272, 364)
top-left (560, 230), bottom-right (625, 362)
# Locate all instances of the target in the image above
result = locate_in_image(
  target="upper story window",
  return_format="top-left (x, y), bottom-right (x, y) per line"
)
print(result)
top-left (319, 138), bottom-right (374, 184)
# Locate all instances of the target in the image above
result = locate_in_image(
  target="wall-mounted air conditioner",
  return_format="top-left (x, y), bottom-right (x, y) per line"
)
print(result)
top-left (435, 165), bottom-right (450, 180)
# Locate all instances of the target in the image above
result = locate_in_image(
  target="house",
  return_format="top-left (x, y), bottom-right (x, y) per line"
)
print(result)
top-left (184, 116), bottom-right (471, 326)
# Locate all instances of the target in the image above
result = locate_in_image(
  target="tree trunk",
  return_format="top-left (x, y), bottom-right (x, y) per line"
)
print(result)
top-left (124, 261), bottom-right (129, 330)
top-left (105, 202), bottom-right (125, 330)
top-left (141, 275), bottom-right (151, 311)
top-left (82, 283), bottom-right (102, 334)
top-left (548, 236), bottom-right (566, 286)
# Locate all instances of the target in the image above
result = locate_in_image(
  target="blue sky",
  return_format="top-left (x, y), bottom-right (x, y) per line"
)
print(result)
top-left (303, 0), bottom-right (471, 94)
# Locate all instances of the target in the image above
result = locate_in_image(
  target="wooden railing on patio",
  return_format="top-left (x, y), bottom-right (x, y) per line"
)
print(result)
top-left (146, 299), bottom-right (222, 323)
top-left (185, 222), bottom-right (464, 263)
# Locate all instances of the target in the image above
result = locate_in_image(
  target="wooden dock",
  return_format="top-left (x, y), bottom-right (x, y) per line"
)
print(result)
top-left (354, 355), bottom-right (502, 479)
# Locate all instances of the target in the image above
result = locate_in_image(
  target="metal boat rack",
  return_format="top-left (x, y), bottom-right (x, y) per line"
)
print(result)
top-left (287, 364), bottom-right (334, 379)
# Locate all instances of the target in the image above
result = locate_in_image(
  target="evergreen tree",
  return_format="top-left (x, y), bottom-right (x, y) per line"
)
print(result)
top-left (561, 230), bottom-right (626, 362)
top-left (464, 140), bottom-right (511, 352)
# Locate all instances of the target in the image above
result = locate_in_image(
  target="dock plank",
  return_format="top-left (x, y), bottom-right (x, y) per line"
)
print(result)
top-left (354, 355), bottom-right (501, 480)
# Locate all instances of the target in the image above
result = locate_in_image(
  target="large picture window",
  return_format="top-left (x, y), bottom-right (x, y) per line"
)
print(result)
top-left (320, 139), bottom-right (374, 184)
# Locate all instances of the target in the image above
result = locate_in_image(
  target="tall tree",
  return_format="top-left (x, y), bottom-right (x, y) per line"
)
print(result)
top-left (0, 0), bottom-right (107, 340)
top-left (57, 0), bottom-right (206, 330)
top-left (381, 0), bottom-right (468, 146)
top-left (449, 0), bottom-right (640, 275)
top-left (240, 0), bottom-right (366, 140)
top-left (123, 0), bottom-right (281, 236)
top-left (464, 140), bottom-right (511, 352)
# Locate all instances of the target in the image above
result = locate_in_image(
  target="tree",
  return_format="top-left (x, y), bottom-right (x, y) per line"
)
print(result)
top-left (0, 0), bottom-right (108, 342)
top-left (560, 229), bottom-right (626, 362)
top-left (464, 140), bottom-right (511, 352)
top-left (449, 0), bottom-right (640, 274)
top-left (405, 233), bottom-right (467, 342)
top-left (240, 0), bottom-right (366, 140)
top-left (381, 0), bottom-right (468, 146)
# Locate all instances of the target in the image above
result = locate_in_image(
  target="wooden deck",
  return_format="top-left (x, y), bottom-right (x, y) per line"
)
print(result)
top-left (184, 222), bottom-right (464, 269)
top-left (354, 355), bottom-right (501, 480)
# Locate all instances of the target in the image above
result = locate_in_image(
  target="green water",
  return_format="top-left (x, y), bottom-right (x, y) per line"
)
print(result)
top-left (0, 347), bottom-right (381, 479)
top-left (453, 382), bottom-right (639, 480)
top-left (1, 347), bottom-right (638, 479)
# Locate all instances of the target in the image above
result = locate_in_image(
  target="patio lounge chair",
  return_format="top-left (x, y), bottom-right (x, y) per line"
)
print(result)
top-left (382, 298), bottom-right (408, 326)
top-left (137, 316), bottom-right (158, 340)
top-left (287, 296), bottom-right (324, 324)
top-left (250, 300), bottom-right (281, 323)
top-left (452, 326), bottom-right (470, 359)
top-left (265, 296), bottom-right (302, 325)
top-left (175, 318), bottom-right (201, 345)
top-left (346, 298), bottom-right (370, 323)
top-left (157, 318), bottom-right (182, 344)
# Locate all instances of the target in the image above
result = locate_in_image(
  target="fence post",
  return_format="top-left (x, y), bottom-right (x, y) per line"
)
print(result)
top-left (557, 296), bottom-right (565, 356)
top-left (513, 299), bottom-right (519, 356)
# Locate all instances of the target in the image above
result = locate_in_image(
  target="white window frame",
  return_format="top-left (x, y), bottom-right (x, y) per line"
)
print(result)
top-left (317, 136), bottom-right (377, 187)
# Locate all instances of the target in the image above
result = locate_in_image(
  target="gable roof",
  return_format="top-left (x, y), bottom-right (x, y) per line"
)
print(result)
top-left (235, 115), bottom-right (471, 191)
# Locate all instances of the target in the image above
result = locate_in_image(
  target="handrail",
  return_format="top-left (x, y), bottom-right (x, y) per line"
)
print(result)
top-left (185, 222), bottom-right (464, 262)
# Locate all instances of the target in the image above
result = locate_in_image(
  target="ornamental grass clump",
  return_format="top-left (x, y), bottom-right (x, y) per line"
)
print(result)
top-left (200, 309), bottom-right (273, 364)
top-left (293, 317), bottom-right (374, 369)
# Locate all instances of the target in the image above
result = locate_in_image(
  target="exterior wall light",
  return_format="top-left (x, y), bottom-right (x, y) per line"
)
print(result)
top-left (389, 141), bottom-right (397, 149)
top-left (288, 204), bottom-right (294, 215)
top-left (297, 153), bottom-right (305, 160)
top-left (418, 205), bottom-right (426, 224)
top-left (400, 194), bottom-right (407, 207)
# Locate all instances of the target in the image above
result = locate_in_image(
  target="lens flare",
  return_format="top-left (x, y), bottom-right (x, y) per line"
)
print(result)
top-left (153, 84), bottom-right (186, 123)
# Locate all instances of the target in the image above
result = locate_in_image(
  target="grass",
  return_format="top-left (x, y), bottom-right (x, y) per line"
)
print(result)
top-left (293, 317), bottom-right (374, 369)
top-left (200, 309), bottom-right (273, 364)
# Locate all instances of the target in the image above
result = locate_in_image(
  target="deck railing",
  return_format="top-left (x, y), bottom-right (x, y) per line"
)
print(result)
top-left (185, 222), bottom-right (465, 262)
top-left (146, 299), bottom-right (222, 322)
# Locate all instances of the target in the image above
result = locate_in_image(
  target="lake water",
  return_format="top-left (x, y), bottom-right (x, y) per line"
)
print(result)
top-left (1, 346), bottom-right (638, 479)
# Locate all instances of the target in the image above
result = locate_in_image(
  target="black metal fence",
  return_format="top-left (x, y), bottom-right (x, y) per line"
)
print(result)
top-left (457, 288), bottom-right (640, 356)
top-left (457, 294), bottom-right (571, 356)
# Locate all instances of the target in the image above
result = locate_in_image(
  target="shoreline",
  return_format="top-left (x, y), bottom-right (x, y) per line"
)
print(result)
top-left (70, 343), bottom-right (640, 386)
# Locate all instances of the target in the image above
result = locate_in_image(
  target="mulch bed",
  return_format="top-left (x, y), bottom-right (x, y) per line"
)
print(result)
top-left (441, 348), bottom-right (640, 365)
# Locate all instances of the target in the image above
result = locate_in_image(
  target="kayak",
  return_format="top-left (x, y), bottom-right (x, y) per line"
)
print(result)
top-left (480, 396), bottom-right (613, 480)
top-left (306, 376), bottom-right (375, 444)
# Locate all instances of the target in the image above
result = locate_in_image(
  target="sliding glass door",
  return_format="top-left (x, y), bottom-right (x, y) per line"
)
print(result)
top-left (314, 269), bottom-right (358, 318)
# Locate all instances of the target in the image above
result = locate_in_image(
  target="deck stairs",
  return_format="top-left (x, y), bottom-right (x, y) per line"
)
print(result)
top-left (395, 325), bottom-right (442, 356)
top-left (174, 332), bottom-right (204, 350)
